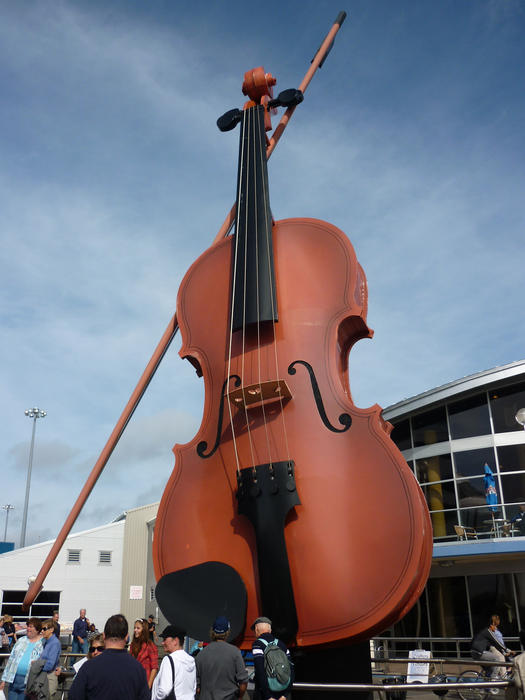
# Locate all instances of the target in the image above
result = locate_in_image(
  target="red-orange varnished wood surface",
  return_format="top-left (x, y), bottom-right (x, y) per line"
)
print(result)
top-left (153, 217), bottom-right (432, 648)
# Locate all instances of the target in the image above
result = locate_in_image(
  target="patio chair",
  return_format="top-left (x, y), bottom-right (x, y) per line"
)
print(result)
top-left (454, 524), bottom-right (478, 541)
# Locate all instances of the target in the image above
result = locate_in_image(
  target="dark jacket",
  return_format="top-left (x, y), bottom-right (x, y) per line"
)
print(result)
top-left (72, 617), bottom-right (88, 640)
top-left (68, 648), bottom-right (149, 700)
top-left (25, 658), bottom-right (49, 700)
top-left (471, 628), bottom-right (508, 657)
top-left (252, 633), bottom-right (293, 700)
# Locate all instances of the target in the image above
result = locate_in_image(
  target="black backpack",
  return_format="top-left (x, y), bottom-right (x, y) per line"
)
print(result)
top-left (259, 638), bottom-right (292, 693)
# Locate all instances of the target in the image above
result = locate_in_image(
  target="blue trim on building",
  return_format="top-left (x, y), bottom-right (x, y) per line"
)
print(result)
top-left (433, 538), bottom-right (525, 559)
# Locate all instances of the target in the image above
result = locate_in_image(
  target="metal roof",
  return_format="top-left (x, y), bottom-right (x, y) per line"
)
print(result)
top-left (383, 359), bottom-right (525, 421)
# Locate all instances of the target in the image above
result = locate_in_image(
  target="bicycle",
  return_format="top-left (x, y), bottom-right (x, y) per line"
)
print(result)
top-left (457, 667), bottom-right (513, 700)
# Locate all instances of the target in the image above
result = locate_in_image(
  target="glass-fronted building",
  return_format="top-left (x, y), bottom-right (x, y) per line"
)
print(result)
top-left (381, 359), bottom-right (525, 649)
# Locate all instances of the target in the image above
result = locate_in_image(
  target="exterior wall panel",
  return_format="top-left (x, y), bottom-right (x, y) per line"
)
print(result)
top-left (120, 503), bottom-right (158, 625)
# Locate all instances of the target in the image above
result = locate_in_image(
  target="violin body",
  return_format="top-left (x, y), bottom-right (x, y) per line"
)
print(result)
top-left (153, 214), bottom-right (432, 648)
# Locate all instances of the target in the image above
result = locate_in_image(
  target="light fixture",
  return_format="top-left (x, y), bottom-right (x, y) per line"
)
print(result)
top-left (515, 409), bottom-right (525, 429)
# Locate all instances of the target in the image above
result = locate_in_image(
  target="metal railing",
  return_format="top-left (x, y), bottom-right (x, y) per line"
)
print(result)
top-left (294, 657), bottom-right (518, 695)
top-left (293, 679), bottom-right (510, 695)
top-left (1, 650), bottom-right (519, 697)
top-left (373, 636), bottom-right (523, 660)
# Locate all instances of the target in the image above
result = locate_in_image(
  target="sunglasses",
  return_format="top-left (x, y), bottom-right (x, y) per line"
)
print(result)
top-left (41, 627), bottom-right (52, 632)
top-left (90, 646), bottom-right (104, 653)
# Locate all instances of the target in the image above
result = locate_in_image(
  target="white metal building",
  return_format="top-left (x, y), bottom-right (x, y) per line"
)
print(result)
top-left (0, 513), bottom-right (121, 630)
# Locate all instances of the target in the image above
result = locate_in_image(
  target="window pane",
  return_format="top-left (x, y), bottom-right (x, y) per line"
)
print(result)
top-left (498, 444), bottom-right (525, 473)
top-left (390, 419), bottom-right (411, 451)
top-left (34, 591), bottom-right (60, 604)
top-left (490, 382), bottom-right (525, 433)
top-left (416, 454), bottom-right (453, 484)
top-left (501, 473), bottom-right (525, 504)
top-left (420, 481), bottom-right (456, 538)
top-left (448, 394), bottom-right (491, 439)
top-left (412, 407), bottom-right (448, 447)
top-left (454, 448), bottom-right (496, 479)
top-left (468, 574), bottom-right (518, 637)
top-left (427, 577), bottom-right (470, 637)
top-left (429, 509), bottom-right (458, 538)
top-left (504, 504), bottom-right (525, 535)
top-left (0, 591), bottom-right (60, 621)
top-left (421, 481), bottom-right (456, 510)
top-left (33, 604), bottom-right (57, 617)
top-left (462, 506), bottom-right (501, 531)
top-left (457, 477), bottom-right (501, 530)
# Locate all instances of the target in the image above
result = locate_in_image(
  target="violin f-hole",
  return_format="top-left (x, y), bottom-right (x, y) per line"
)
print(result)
top-left (288, 360), bottom-right (352, 433)
top-left (197, 374), bottom-right (241, 458)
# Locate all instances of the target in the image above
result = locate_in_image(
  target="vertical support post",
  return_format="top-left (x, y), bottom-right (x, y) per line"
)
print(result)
top-left (21, 409), bottom-right (46, 548)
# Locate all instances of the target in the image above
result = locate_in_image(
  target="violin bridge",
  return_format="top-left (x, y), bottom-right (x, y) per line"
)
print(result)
top-left (227, 380), bottom-right (291, 410)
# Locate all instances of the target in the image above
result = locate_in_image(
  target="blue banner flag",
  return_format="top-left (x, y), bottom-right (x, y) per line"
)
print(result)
top-left (484, 463), bottom-right (498, 513)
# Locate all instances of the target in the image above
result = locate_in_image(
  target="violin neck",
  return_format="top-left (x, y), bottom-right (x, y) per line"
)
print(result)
top-left (231, 105), bottom-right (278, 333)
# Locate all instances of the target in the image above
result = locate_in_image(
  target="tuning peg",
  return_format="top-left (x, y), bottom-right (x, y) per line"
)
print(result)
top-left (267, 89), bottom-right (304, 110)
top-left (217, 108), bottom-right (242, 132)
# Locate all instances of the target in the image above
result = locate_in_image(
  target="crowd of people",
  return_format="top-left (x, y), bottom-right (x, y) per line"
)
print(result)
top-left (0, 608), bottom-right (293, 700)
top-left (7, 607), bottom-right (525, 699)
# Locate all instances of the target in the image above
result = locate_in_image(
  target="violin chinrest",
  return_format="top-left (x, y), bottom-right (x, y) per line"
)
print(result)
top-left (155, 561), bottom-right (247, 641)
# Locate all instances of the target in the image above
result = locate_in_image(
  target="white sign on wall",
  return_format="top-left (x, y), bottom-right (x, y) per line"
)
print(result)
top-left (407, 649), bottom-right (431, 683)
top-left (129, 585), bottom-right (143, 600)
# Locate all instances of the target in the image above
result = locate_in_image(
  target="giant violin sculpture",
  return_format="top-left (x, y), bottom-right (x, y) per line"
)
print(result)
top-left (153, 65), bottom-right (432, 649)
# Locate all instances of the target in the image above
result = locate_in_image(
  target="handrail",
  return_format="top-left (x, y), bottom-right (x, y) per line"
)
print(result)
top-left (292, 680), bottom-right (510, 694)
top-left (371, 657), bottom-right (515, 665)
top-left (373, 635), bottom-right (523, 660)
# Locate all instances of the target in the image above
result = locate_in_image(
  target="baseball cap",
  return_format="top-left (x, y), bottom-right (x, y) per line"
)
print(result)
top-left (212, 616), bottom-right (230, 633)
top-left (251, 616), bottom-right (272, 630)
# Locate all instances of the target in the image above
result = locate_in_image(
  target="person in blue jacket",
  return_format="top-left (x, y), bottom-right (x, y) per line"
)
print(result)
top-left (72, 609), bottom-right (89, 655)
top-left (40, 619), bottom-right (62, 699)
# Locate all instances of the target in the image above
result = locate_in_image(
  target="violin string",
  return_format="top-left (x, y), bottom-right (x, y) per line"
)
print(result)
top-left (260, 110), bottom-right (292, 466)
top-left (254, 105), bottom-right (274, 472)
top-left (226, 109), bottom-right (246, 477)
top-left (240, 106), bottom-right (257, 473)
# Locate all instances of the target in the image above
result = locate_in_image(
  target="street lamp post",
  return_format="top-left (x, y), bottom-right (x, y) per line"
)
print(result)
top-left (2, 504), bottom-right (14, 541)
top-left (21, 407), bottom-right (46, 548)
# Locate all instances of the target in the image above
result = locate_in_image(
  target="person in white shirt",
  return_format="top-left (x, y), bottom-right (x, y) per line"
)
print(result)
top-left (151, 625), bottom-right (196, 700)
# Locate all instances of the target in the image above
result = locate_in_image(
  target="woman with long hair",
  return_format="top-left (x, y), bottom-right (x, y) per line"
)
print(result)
top-left (129, 619), bottom-right (158, 689)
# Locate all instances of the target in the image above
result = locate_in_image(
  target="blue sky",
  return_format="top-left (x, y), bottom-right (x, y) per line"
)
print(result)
top-left (1, 0), bottom-right (524, 547)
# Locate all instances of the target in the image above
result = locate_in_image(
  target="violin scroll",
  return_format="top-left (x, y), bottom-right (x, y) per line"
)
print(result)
top-left (242, 66), bottom-right (276, 102)
top-left (217, 70), bottom-right (304, 134)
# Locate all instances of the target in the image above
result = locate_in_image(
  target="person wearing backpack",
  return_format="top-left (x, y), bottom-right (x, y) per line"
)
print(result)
top-left (251, 617), bottom-right (293, 700)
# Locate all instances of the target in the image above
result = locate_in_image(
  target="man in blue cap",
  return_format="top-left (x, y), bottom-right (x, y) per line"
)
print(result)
top-left (195, 615), bottom-right (248, 700)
